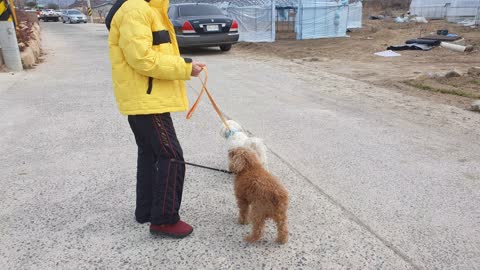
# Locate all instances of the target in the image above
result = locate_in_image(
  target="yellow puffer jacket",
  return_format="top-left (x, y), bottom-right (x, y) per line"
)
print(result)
top-left (108, 0), bottom-right (192, 115)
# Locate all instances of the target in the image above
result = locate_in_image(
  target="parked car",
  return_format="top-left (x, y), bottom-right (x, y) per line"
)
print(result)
top-left (39, 9), bottom-right (61, 22)
top-left (62, 9), bottom-right (88, 24)
top-left (168, 4), bottom-right (239, 51)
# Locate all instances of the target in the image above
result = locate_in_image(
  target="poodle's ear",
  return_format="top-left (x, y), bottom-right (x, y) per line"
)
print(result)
top-left (245, 138), bottom-right (266, 163)
top-left (229, 148), bottom-right (247, 173)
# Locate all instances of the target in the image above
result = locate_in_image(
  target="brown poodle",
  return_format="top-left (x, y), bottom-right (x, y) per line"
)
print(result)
top-left (228, 147), bottom-right (289, 244)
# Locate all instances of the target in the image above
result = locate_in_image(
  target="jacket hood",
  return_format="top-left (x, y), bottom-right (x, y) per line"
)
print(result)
top-left (148, 0), bottom-right (168, 10)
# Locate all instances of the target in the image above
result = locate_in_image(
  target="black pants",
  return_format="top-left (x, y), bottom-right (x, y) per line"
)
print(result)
top-left (128, 113), bottom-right (185, 225)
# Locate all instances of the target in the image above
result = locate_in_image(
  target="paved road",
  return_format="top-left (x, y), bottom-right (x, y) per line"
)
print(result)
top-left (1, 22), bottom-right (479, 269)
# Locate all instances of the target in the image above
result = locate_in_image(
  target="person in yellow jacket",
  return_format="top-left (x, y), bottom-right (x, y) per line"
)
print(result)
top-left (108, 0), bottom-right (205, 238)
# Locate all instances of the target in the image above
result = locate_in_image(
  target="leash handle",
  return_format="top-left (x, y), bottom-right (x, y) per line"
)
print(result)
top-left (186, 67), bottom-right (231, 131)
top-left (185, 68), bottom-right (207, 120)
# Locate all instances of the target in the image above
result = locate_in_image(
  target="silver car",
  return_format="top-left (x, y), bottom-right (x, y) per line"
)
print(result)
top-left (62, 9), bottom-right (88, 24)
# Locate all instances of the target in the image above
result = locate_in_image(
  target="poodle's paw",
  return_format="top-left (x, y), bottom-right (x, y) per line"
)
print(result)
top-left (238, 217), bottom-right (249, 225)
top-left (275, 235), bottom-right (288, 245)
top-left (244, 234), bottom-right (260, 243)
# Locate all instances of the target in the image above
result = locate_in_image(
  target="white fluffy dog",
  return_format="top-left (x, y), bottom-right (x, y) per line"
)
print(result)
top-left (220, 120), bottom-right (268, 166)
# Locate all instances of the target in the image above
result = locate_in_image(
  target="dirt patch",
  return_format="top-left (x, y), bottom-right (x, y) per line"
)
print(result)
top-left (405, 76), bottom-right (480, 99)
top-left (406, 72), bottom-right (480, 99)
top-left (233, 18), bottom-right (480, 109)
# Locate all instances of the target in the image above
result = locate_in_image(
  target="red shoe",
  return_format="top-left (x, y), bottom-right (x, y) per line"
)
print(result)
top-left (150, 221), bottom-right (193, 238)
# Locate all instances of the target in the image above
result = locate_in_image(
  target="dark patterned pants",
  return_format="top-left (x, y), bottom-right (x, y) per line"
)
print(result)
top-left (128, 113), bottom-right (185, 225)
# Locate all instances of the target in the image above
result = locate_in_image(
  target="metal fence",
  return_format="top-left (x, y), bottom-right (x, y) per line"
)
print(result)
top-left (275, 7), bottom-right (297, 39)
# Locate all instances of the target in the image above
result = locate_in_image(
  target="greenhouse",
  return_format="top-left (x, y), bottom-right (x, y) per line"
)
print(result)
top-left (170, 0), bottom-right (363, 42)
top-left (409, 0), bottom-right (451, 19)
top-left (410, 0), bottom-right (480, 23)
top-left (446, 0), bottom-right (480, 23)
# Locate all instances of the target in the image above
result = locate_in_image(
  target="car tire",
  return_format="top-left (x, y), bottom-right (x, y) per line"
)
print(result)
top-left (84, 21), bottom-right (87, 24)
top-left (220, 44), bottom-right (232, 52)
top-left (63, 19), bottom-right (65, 24)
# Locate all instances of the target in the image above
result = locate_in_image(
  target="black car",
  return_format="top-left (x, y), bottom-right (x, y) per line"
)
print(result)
top-left (168, 4), bottom-right (240, 51)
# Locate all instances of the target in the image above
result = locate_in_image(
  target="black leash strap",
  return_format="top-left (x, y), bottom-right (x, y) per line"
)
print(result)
top-left (170, 159), bottom-right (232, 174)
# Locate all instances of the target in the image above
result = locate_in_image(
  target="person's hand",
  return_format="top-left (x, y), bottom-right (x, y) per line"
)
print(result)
top-left (191, 62), bottom-right (206, 77)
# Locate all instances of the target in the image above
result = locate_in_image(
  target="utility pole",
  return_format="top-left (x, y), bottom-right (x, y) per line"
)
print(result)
top-left (86, 0), bottom-right (93, 23)
top-left (0, 21), bottom-right (23, 71)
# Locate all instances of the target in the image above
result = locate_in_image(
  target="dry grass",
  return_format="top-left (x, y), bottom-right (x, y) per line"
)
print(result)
top-left (363, 0), bottom-right (412, 17)
top-left (15, 10), bottom-right (39, 52)
top-left (405, 80), bottom-right (480, 99)
top-left (363, 0), bottom-right (412, 10)
top-left (16, 10), bottom-right (38, 24)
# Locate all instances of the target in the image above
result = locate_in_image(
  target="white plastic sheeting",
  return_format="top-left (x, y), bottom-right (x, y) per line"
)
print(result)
top-left (296, 0), bottom-right (349, 39)
top-left (347, 1), bottom-right (362, 29)
top-left (170, 0), bottom-right (276, 42)
top-left (227, 5), bottom-right (276, 42)
top-left (409, 0), bottom-right (451, 19)
top-left (446, 0), bottom-right (480, 22)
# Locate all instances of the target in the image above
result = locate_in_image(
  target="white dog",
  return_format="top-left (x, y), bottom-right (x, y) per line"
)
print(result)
top-left (220, 120), bottom-right (268, 166)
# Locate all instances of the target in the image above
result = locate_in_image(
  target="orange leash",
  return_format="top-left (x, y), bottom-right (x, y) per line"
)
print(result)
top-left (186, 67), bottom-right (231, 131)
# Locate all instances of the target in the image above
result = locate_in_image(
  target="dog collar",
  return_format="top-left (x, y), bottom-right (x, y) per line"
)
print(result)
top-left (225, 128), bottom-right (238, 139)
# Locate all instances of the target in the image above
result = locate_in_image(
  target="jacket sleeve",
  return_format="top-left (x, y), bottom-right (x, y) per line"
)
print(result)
top-left (118, 9), bottom-right (192, 81)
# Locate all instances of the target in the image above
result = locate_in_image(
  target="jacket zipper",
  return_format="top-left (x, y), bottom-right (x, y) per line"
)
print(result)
top-left (146, 77), bottom-right (153, 94)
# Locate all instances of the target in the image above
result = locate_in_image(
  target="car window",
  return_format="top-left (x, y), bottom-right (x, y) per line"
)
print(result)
top-left (69, 10), bottom-right (82, 15)
top-left (168, 6), bottom-right (176, 18)
top-left (178, 5), bottom-right (224, 17)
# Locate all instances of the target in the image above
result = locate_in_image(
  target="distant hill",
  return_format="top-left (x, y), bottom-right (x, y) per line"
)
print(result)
top-left (68, 0), bottom-right (112, 8)
top-left (36, 0), bottom-right (74, 9)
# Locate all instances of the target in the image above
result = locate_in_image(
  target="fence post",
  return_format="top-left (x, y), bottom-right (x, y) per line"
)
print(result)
top-left (477, 7), bottom-right (480, 25)
top-left (298, 0), bottom-right (302, 40)
top-left (272, 0), bottom-right (276, 41)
